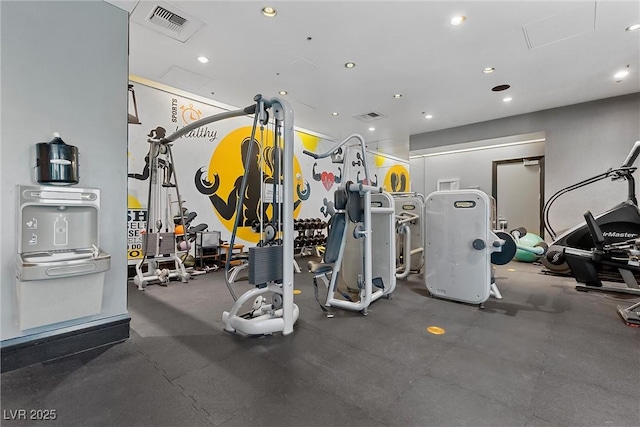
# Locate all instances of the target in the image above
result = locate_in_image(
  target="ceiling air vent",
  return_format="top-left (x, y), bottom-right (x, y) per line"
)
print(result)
top-left (131, 2), bottom-right (205, 43)
top-left (354, 110), bottom-right (387, 122)
top-left (149, 6), bottom-right (187, 33)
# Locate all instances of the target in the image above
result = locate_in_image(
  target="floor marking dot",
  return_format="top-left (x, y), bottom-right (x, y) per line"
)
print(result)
top-left (427, 326), bottom-right (445, 335)
top-left (293, 289), bottom-right (302, 295)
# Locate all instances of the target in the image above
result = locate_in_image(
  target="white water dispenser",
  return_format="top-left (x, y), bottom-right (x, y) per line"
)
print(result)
top-left (16, 185), bottom-right (111, 330)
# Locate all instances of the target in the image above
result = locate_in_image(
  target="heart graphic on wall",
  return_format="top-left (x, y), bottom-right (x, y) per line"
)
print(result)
top-left (312, 162), bottom-right (342, 191)
top-left (321, 171), bottom-right (335, 191)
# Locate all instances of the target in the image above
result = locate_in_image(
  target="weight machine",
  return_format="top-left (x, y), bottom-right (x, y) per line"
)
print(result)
top-left (133, 128), bottom-right (190, 290)
top-left (392, 192), bottom-right (425, 279)
top-left (304, 135), bottom-right (396, 317)
top-left (138, 95), bottom-right (299, 336)
top-left (425, 190), bottom-right (508, 306)
top-left (218, 95), bottom-right (299, 335)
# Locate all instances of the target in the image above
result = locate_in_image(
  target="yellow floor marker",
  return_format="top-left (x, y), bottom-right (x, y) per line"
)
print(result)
top-left (293, 289), bottom-right (302, 295)
top-left (507, 268), bottom-right (516, 272)
top-left (426, 326), bottom-right (445, 335)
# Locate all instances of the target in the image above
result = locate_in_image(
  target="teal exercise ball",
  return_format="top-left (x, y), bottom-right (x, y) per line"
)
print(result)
top-left (515, 233), bottom-right (544, 262)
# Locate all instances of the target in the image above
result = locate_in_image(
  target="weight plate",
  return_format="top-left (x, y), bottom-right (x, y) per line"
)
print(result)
top-left (491, 231), bottom-right (517, 265)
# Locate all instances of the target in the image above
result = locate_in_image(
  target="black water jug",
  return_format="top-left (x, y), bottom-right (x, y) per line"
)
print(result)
top-left (36, 133), bottom-right (79, 185)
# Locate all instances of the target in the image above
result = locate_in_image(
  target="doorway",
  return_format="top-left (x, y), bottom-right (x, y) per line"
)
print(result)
top-left (492, 156), bottom-right (545, 237)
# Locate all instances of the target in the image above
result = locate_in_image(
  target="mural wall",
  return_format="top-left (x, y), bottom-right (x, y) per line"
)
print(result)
top-left (128, 82), bottom-right (410, 260)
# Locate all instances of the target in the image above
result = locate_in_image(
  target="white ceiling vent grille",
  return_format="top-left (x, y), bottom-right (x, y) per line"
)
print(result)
top-left (354, 111), bottom-right (387, 122)
top-left (131, 2), bottom-right (205, 43)
top-left (149, 6), bottom-right (187, 33)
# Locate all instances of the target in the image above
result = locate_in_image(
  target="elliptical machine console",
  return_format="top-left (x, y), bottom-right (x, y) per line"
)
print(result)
top-left (542, 141), bottom-right (640, 278)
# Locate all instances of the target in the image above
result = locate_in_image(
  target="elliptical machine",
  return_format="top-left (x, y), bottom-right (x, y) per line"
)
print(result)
top-left (542, 141), bottom-right (640, 291)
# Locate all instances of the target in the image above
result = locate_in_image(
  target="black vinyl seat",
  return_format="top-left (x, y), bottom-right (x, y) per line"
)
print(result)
top-left (308, 213), bottom-right (346, 274)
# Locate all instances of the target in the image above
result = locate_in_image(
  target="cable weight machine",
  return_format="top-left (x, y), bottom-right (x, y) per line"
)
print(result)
top-left (220, 95), bottom-right (299, 335)
top-left (133, 127), bottom-right (190, 290)
top-left (135, 95), bottom-right (298, 335)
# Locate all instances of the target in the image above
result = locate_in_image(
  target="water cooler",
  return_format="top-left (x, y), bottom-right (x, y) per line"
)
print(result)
top-left (15, 185), bottom-right (111, 330)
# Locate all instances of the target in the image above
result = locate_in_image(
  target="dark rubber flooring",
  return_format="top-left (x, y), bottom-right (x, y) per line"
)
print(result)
top-left (2, 261), bottom-right (639, 426)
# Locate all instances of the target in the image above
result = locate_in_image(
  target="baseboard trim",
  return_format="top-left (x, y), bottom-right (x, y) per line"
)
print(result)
top-left (1, 317), bottom-right (130, 373)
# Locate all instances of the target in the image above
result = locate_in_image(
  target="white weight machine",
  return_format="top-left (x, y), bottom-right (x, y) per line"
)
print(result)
top-left (392, 192), bottom-right (426, 279)
top-left (133, 130), bottom-right (190, 290)
top-left (425, 190), bottom-right (510, 306)
top-left (218, 95), bottom-right (299, 335)
top-left (304, 135), bottom-right (396, 317)
top-left (140, 95), bottom-right (299, 336)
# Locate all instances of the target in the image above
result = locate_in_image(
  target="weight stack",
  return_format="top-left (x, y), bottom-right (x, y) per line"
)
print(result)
top-left (249, 245), bottom-right (283, 285)
top-left (142, 233), bottom-right (176, 257)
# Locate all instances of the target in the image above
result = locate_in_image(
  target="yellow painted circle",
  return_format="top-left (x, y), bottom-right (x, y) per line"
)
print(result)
top-left (293, 289), bottom-right (302, 295)
top-left (383, 165), bottom-right (410, 192)
top-left (206, 126), bottom-right (305, 242)
top-left (426, 326), bottom-right (445, 335)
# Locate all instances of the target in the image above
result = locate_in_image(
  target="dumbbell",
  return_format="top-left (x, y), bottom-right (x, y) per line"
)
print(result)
top-left (510, 227), bottom-right (527, 239)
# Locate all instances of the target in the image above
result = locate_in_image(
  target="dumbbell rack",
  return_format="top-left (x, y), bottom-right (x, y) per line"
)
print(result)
top-left (294, 218), bottom-right (328, 257)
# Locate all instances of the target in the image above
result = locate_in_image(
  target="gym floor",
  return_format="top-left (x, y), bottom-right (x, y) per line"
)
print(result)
top-left (1, 260), bottom-right (639, 427)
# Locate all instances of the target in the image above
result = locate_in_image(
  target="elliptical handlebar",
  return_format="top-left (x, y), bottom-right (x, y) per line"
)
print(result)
top-left (608, 166), bottom-right (637, 181)
top-left (621, 140), bottom-right (640, 168)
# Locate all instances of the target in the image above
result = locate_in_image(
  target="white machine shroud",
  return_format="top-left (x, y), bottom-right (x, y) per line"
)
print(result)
top-left (425, 190), bottom-right (493, 304)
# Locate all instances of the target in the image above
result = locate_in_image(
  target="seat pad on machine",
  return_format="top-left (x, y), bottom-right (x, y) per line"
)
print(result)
top-left (308, 261), bottom-right (333, 275)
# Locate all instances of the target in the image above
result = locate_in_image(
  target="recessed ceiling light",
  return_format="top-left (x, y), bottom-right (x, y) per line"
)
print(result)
top-left (279, 90), bottom-right (288, 95)
top-left (368, 127), bottom-right (375, 131)
top-left (626, 23), bottom-right (640, 32)
top-left (492, 84), bottom-right (510, 92)
top-left (614, 70), bottom-right (629, 79)
top-left (262, 6), bottom-right (277, 17)
top-left (393, 94), bottom-right (403, 98)
top-left (197, 56), bottom-right (209, 64)
top-left (331, 112), bottom-right (339, 116)
top-left (503, 97), bottom-right (513, 102)
top-left (344, 62), bottom-right (356, 69)
top-left (450, 15), bottom-right (466, 26)
top-left (482, 67), bottom-right (495, 74)
top-left (425, 114), bottom-right (433, 119)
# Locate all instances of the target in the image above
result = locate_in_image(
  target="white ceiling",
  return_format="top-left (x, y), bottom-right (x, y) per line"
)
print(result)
top-left (108, 1), bottom-right (640, 155)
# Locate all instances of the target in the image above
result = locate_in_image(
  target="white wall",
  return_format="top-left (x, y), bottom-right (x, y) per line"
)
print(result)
top-left (410, 94), bottom-right (640, 234)
top-left (414, 141), bottom-right (545, 196)
top-left (1, 1), bottom-right (129, 342)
